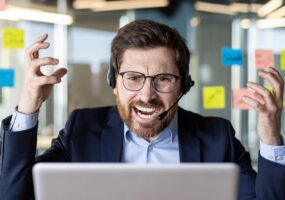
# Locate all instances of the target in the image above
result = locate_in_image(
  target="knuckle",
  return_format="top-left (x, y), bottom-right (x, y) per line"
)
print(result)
top-left (264, 90), bottom-right (271, 97)
top-left (37, 77), bottom-right (45, 85)
top-left (30, 78), bottom-right (38, 87)
top-left (277, 102), bottom-right (283, 109)
top-left (24, 48), bottom-right (31, 56)
top-left (256, 103), bottom-right (263, 110)
top-left (34, 41), bottom-right (41, 46)
top-left (30, 60), bottom-right (38, 68)
top-left (46, 57), bottom-right (54, 62)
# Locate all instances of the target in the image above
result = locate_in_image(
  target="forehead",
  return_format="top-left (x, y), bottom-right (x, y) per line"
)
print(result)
top-left (119, 47), bottom-right (179, 75)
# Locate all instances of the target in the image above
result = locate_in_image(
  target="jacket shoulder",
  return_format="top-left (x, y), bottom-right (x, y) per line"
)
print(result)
top-left (67, 106), bottom-right (118, 130)
top-left (178, 107), bottom-right (232, 128)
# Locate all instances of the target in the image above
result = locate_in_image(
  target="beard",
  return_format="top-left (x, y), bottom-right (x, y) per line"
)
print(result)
top-left (116, 96), bottom-right (177, 140)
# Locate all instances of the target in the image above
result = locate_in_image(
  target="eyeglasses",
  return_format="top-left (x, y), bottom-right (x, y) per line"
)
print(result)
top-left (118, 71), bottom-right (181, 93)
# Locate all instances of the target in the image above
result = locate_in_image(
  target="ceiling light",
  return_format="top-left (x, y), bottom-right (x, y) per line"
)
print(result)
top-left (240, 19), bottom-right (251, 29)
top-left (0, 6), bottom-right (73, 25)
top-left (266, 6), bottom-right (285, 18)
top-left (257, 0), bottom-right (283, 17)
top-left (194, 2), bottom-right (236, 15)
top-left (229, 3), bottom-right (262, 13)
top-left (256, 18), bottom-right (285, 28)
top-left (73, 0), bottom-right (169, 11)
top-left (190, 17), bottom-right (201, 27)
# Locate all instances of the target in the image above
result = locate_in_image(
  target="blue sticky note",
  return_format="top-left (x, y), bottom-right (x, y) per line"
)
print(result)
top-left (0, 68), bottom-right (15, 87)
top-left (222, 47), bottom-right (243, 67)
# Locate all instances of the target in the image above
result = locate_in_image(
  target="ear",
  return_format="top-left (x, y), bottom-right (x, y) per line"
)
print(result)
top-left (113, 87), bottom-right (118, 95)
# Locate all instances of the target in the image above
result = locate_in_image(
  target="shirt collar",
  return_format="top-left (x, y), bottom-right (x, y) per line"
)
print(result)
top-left (123, 112), bottom-right (178, 143)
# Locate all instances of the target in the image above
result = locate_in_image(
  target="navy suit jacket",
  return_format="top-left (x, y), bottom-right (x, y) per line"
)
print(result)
top-left (0, 106), bottom-right (284, 200)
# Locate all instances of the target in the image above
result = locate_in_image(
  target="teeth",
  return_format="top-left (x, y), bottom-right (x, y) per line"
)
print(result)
top-left (137, 112), bottom-right (153, 119)
top-left (135, 106), bottom-right (155, 113)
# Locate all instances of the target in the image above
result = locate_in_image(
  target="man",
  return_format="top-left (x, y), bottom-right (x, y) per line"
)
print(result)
top-left (0, 19), bottom-right (284, 200)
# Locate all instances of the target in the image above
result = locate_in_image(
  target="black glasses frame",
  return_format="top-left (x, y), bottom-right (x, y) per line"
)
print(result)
top-left (118, 71), bottom-right (181, 93)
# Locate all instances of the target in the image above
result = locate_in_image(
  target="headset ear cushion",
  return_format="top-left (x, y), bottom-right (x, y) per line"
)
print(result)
top-left (182, 75), bottom-right (195, 94)
top-left (107, 64), bottom-right (116, 88)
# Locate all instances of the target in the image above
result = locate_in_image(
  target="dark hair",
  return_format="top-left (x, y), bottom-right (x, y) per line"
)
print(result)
top-left (111, 19), bottom-right (190, 78)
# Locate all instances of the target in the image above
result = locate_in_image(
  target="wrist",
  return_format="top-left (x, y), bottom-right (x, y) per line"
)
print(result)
top-left (18, 98), bottom-right (41, 114)
top-left (260, 134), bottom-right (283, 146)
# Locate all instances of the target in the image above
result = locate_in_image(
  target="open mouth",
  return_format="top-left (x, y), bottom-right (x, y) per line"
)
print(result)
top-left (133, 106), bottom-right (158, 119)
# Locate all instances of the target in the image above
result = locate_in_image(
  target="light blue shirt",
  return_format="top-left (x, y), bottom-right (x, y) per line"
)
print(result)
top-left (9, 109), bottom-right (285, 165)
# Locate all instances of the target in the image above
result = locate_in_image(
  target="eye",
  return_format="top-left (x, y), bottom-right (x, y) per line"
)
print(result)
top-left (156, 75), bottom-right (172, 82)
top-left (125, 73), bottom-right (144, 81)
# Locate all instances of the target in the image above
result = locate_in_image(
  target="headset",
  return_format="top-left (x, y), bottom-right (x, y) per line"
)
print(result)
top-left (107, 60), bottom-right (195, 95)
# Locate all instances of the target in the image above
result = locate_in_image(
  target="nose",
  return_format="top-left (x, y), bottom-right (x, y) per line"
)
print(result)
top-left (137, 78), bottom-right (157, 102)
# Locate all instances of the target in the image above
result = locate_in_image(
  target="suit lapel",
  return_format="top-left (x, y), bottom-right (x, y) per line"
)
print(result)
top-left (178, 108), bottom-right (202, 163)
top-left (101, 107), bottom-right (124, 162)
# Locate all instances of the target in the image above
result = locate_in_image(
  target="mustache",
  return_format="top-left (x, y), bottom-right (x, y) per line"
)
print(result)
top-left (130, 99), bottom-right (164, 108)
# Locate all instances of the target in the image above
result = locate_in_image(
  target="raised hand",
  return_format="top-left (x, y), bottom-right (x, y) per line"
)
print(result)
top-left (18, 34), bottom-right (67, 114)
top-left (242, 67), bottom-right (284, 145)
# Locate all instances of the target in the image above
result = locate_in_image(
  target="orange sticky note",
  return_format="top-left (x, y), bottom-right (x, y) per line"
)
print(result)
top-left (0, 0), bottom-right (5, 10)
top-left (232, 88), bottom-right (252, 110)
top-left (255, 50), bottom-right (274, 69)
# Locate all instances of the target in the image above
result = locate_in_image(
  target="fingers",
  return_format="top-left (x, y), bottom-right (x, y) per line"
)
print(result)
top-left (247, 87), bottom-right (266, 105)
top-left (242, 96), bottom-right (265, 112)
top-left (31, 68), bottom-right (67, 87)
top-left (25, 34), bottom-right (49, 62)
top-left (36, 33), bottom-right (48, 43)
top-left (52, 68), bottom-right (68, 79)
top-left (24, 35), bottom-right (68, 87)
top-left (242, 67), bottom-right (284, 114)
top-left (247, 82), bottom-right (276, 107)
top-left (30, 57), bottom-right (59, 74)
top-left (33, 76), bottom-right (61, 87)
top-left (261, 67), bottom-right (283, 83)
top-left (258, 67), bottom-right (284, 100)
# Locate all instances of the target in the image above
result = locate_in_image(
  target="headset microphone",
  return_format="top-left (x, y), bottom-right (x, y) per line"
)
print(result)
top-left (157, 77), bottom-right (195, 120)
top-left (157, 94), bottom-right (184, 120)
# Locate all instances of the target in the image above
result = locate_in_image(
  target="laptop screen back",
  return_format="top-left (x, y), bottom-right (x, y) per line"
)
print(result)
top-left (33, 163), bottom-right (239, 200)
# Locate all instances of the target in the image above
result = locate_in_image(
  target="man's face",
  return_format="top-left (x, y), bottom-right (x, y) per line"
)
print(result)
top-left (113, 47), bottom-right (181, 139)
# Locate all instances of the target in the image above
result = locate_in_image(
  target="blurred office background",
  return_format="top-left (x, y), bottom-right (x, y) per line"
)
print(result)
top-left (0, 0), bottom-right (284, 165)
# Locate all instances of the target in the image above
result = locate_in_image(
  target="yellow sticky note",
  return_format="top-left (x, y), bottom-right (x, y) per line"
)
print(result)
top-left (281, 50), bottom-right (285, 71)
top-left (3, 28), bottom-right (25, 49)
top-left (203, 86), bottom-right (225, 109)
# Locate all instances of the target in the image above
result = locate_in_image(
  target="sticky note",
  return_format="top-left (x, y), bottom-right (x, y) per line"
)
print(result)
top-left (280, 50), bottom-right (285, 71)
top-left (232, 88), bottom-right (252, 110)
top-left (0, 68), bottom-right (15, 87)
top-left (203, 86), bottom-right (225, 109)
top-left (3, 28), bottom-right (25, 49)
top-left (255, 50), bottom-right (274, 69)
top-left (0, 0), bottom-right (5, 10)
top-left (222, 47), bottom-right (243, 66)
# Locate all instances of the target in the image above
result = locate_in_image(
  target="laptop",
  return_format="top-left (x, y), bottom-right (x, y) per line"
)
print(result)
top-left (32, 163), bottom-right (240, 200)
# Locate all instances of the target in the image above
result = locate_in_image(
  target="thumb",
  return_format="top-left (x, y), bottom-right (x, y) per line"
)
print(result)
top-left (52, 68), bottom-right (67, 79)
